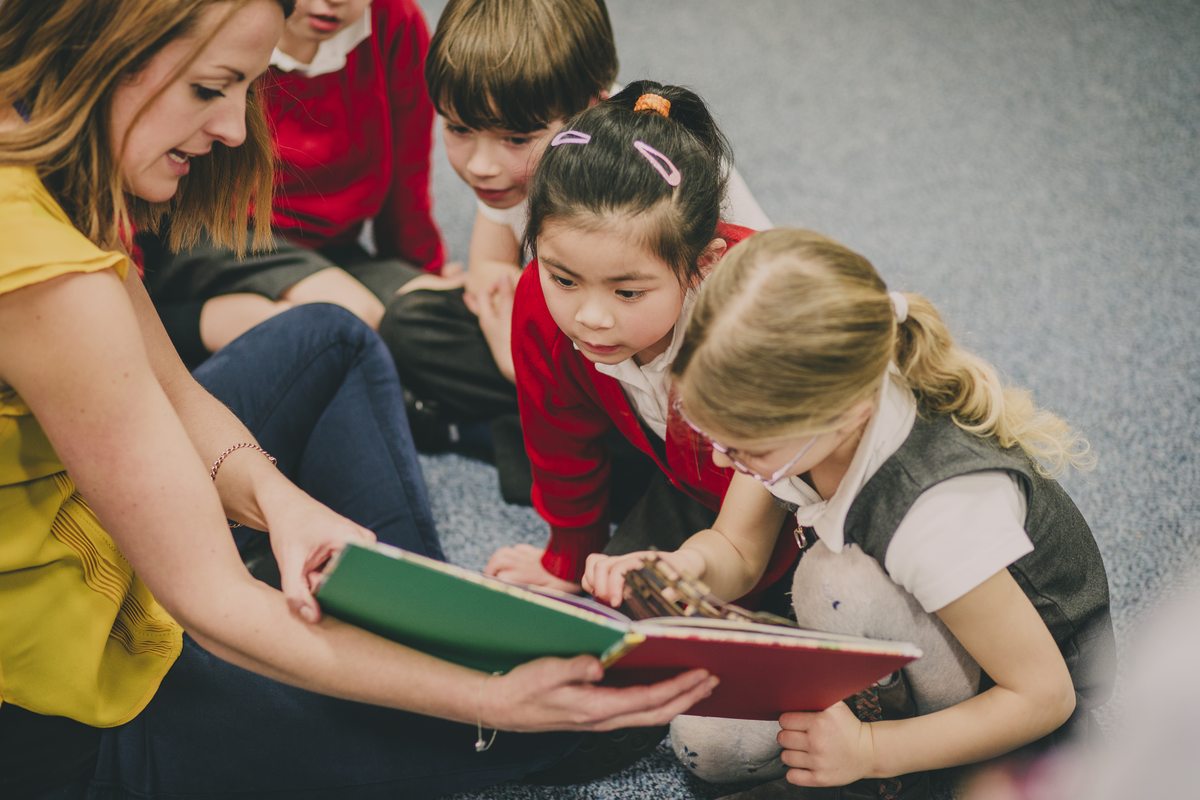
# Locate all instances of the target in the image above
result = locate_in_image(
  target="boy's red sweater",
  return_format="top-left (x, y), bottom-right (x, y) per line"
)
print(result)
top-left (513, 223), bottom-right (799, 603)
top-left (262, 0), bottom-right (444, 272)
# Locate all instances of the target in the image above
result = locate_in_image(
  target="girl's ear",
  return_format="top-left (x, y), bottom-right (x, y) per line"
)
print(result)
top-left (695, 238), bottom-right (728, 282)
top-left (836, 400), bottom-right (876, 435)
top-left (590, 89), bottom-right (610, 106)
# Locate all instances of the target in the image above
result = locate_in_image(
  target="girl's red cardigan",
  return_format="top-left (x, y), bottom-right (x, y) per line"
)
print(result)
top-left (512, 223), bottom-right (799, 605)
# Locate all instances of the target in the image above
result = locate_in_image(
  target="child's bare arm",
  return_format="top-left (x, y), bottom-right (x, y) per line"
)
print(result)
top-left (465, 209), bottom-right (523, 298)
top-left (584, 473), bottom-right (787, 607)
top-left (778, 568), bottom-right (1075, 786)
top-left (463, 210), bottom-right (524, 381)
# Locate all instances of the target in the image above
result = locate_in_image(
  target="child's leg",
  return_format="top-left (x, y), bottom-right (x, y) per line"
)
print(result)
top-left (377, 287), bottom-right (518, 422)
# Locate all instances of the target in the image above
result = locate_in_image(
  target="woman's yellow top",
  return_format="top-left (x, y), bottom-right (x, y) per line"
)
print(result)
top-left (0, 166), bottom-right (183, 727)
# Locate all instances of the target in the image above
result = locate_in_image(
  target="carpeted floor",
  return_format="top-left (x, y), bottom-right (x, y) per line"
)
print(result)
top-left (410, 0), bottom-right (1200, 797)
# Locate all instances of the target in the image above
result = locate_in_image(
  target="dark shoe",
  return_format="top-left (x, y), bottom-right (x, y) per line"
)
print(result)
top-left (403, 389), bottom-right (451, 453)
top-left (241, 530), bottom-right (281, 590)
top-left (523, 724), bottom-right (668, 785)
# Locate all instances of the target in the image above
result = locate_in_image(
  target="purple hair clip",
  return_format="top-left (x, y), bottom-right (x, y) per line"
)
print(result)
top-left (550, 130), bottom-right (592, 147)
top-left (633, 140), bottom-right (681, 187)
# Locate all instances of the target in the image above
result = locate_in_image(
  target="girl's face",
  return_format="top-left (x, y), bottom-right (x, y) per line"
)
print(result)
top-left (696, 400), bottom-right (877, 486)
top-left (537, 219), bottom-right (691, 366)
top-left (442, 115), bottom-right (564, 210)
top-left (108, 1), bottom-right (283, 203)
top-left (283, 0), bottom-right (372, 45)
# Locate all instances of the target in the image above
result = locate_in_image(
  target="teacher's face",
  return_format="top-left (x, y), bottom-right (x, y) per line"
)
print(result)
top-left (108, 0), bottom-right (284, 202)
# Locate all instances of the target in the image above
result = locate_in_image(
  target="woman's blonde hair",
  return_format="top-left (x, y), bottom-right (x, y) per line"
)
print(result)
top-left (0, 0), bottom-right (292, 253)
top-left (672, 228), bottom-right (1093, 477)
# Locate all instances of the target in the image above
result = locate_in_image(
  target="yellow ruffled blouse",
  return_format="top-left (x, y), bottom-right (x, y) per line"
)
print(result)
top-left (0, 165), bottom-right (183, 727)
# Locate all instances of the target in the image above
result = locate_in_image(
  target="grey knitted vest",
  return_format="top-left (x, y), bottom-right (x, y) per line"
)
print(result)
top-left (842, 411), bottom-right (1116, 737)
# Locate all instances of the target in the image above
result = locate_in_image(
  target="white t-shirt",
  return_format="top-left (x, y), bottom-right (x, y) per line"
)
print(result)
top-left (765, 367), bottom-right (1033, 613)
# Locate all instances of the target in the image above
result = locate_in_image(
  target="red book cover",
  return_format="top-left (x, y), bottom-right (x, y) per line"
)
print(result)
top-left (600, 619), bottom-right (920, 720)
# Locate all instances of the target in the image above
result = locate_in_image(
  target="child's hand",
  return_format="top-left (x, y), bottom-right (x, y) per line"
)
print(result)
top-left (463, 271), bottom-right (518, 383)
top-left (583, 549), bottom-right (707, 608)
top-left (394, 270), bottom-right (468, 296)
top-left (777, 701), bottom-right (875, 787)
top-left (484, 543), bottom-right (582, 594)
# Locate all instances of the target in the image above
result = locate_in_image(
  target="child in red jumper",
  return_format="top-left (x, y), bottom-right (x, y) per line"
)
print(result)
top-left (142, 0), bottom-right (451, 367)
top-left (493, 81), bottom-right (799, 608)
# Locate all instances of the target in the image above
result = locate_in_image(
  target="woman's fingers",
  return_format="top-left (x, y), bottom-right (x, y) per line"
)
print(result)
top-left (586, 671), bottom-right (721, 731)
top-left (504, 657), bottom-right (718, 731)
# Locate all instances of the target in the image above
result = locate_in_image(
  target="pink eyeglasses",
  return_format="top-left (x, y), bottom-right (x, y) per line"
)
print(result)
top-left (672, 397), bottom-right (820, 487)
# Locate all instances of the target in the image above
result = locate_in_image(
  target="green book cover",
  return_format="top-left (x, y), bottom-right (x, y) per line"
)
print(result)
top-left (314, 542), bottom-right (635, 674)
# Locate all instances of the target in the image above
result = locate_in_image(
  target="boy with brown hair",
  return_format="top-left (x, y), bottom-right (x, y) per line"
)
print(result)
top-left (379, 0), bottom-right (770, 554)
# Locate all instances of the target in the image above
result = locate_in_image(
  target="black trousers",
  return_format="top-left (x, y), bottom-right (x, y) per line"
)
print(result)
top-left (138, 227), bottom-right (421, 370)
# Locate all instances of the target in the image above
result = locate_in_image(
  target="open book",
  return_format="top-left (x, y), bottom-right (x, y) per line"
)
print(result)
top-left (314, 542), bottom-right (922, 720)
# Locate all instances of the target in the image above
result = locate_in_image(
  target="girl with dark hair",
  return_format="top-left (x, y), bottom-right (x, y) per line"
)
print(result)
top-left (492, 82), bottom-right (800, 612)
top-left (0, 7), bottom-right (714, 798)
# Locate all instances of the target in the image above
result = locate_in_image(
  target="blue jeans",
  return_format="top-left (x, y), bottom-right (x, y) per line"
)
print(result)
top-left (81, 306), bottom-right (579, 800)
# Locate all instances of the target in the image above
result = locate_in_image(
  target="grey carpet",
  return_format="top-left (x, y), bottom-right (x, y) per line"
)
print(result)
top-left (411, 0), bottom-right (1200, 796)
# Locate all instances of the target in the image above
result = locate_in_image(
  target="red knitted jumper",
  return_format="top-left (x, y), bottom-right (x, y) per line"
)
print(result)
top-left (512, 223), bottom-right (799, 602)
top-left (262, 0), bottom-right (444, 272)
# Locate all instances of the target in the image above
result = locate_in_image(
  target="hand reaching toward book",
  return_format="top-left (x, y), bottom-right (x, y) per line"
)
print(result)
top-left (583, 549), bottom-right (707, 608)
top-left (265, 497), bottom-right (376, 624)
top-left (485, 655), bottom-right (718, 732)
top-left (484, 543), bottom-right (583, 594)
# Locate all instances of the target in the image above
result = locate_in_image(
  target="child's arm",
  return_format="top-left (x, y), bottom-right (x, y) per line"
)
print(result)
top-left (584, 473), bottom-right (788, 606)
top-left (372, 0), bottom-right (445, 273)
top-left (777, 568), bottom-right (1076, 786)
top-left (488, 264), bottom-right (618, 590)
top-left (462, 210), bottom-right (525, 382)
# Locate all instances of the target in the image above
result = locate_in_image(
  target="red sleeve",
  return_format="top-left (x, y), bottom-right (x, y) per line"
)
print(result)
top-left (513, 262), bottom-right (615, 582)
top-left (372, 0), bottom-right (444, 272)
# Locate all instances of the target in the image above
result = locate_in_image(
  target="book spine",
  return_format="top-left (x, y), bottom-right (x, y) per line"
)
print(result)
top-left (599, 632), bottom-right (646, 668)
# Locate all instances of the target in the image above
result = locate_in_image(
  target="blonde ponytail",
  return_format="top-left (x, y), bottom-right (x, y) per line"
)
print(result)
top-left (895, 295), bottom-right (1092, 476)
top-left (673, 229), bottom-right (1093, 478)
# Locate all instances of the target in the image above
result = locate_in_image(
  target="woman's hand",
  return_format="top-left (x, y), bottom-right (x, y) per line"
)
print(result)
top-left (777, 701), bottom-right (875, 787)
top-left (263, 495), bottom-right (376, 623)
top-left (484, 543), bottom-right (582, 594)
top-left (582, 549), bottom-right (708, 608)
top-left (486, 655), bottom-right (719, 732)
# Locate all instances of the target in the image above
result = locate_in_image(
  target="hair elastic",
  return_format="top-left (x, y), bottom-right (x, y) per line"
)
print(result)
top-left (888, 291), bottom-right (909, 324)
top-left (550, 130), bottom-right (591, 147)
top-left (633, 140), bottom-right (682, 187)
top-left (633, 93), bottom-right (671, 118)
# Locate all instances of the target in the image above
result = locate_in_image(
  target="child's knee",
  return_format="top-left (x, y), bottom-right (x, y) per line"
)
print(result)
top-left (669, 715), bottom-right (787, 784)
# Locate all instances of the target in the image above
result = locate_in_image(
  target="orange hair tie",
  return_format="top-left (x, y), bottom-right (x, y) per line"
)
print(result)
top-left (633, 93), bottom-right (671, 118)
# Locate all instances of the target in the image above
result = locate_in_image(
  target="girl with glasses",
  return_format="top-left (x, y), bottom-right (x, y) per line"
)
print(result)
top-left (585, 228), bottom-right (1114, 800)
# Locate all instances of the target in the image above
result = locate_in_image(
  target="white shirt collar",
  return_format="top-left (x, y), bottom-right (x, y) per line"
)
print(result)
top-left (765, 364), bottom-right (917, 553)
top-left (270, 11), bottom-right (372, 78)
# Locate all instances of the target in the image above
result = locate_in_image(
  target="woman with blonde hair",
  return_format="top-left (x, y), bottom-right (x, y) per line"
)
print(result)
top-left (585, 228), bottom-right (1114, 799)
top-left (0, 2), bottom-right (715, 798)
